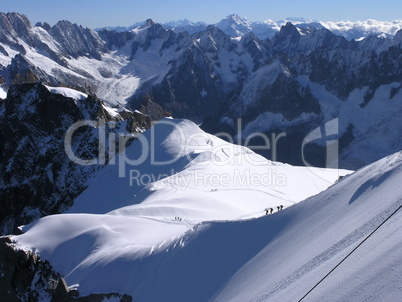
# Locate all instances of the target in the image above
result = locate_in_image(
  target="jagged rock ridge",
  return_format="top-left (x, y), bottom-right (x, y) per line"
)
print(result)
top-left (0, 12), bottom-right (401, 191)
top-left (0, 83), bottom-right (158, 234)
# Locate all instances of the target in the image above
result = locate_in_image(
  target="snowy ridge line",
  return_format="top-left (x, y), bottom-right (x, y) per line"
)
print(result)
top-left (298, 201), bottom-right (402, 302)
top-left (12, 118), bottom-right (349, 299)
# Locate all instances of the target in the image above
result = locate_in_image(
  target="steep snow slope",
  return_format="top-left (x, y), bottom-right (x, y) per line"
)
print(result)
top-left (212, 152), bottom-right (402, 302)
top-left (14, 119), bottom-right (349, 299)
top-left (9, 37), bottom-right (142, 106)
top-left (0, 15), bottom-right (179, 107)
top-left (69, 119), bottom-right (345, 217)
top-left (17, 145), bottom-right (402, 302)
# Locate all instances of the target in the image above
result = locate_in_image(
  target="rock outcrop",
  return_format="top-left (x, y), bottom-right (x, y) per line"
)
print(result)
top-left (0, 83), bottom-right (151, 234)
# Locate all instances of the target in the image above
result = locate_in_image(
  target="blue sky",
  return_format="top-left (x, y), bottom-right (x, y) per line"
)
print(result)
top-left (1, 0), bottom-right (401, 28)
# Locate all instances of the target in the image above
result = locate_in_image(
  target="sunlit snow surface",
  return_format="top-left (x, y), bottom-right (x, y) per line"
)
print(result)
top-left (0, 86), bottom-right (6, 99)
top-left (15, 120), bottom-right (402, 301)
top-left (14, 119), bottom-right (357, 300)
top-left (45, 85), bottom-right (88, 100)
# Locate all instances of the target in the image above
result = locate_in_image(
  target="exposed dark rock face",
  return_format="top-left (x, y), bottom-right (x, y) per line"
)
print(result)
top-left (295, 43), bottom-right (402, 102)
top-left (7, 54), bottom-right (40, 84)
top-left (48, 21), bottom-right (106, 60)
top-left (0, 12), bottom-right (32, 49)
top-left (98, 29), bottom-right (135, 50)
top-left (0, 13), bottom-right (66, 67)
top-left (3, 54), bottom-right (89, 91)
top-left (224, 57), bottom-right (321, 124)
top-left (241, 32), bottom-right (271, 71)
top-left (139, 93), bottom-right (172, 121)
top-left (0, 83), bottom-right (149, 234)
top-left (130, 24), bottom-right (271, 122)
top-left (35, 22), bottom-right (51, 31)
top-left (271, 23), bottom-right (350, 56)
top-left (0, 236), bottom-right (133, 302)
top-left (144, 46), bottom-right (224, 122)
top-left (0, 236), bottom-right (60, 301)
top-left (0, 12), bottom-right (401, 122)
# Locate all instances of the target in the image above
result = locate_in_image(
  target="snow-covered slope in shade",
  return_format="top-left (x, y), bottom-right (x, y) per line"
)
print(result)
top-left (14, 119), bottom-right (350, 299)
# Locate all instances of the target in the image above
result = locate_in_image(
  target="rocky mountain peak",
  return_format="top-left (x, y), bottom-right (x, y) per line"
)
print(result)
top-left (394, 28), bottom-right (402, 45)
top-left (35, 21), bottom-right (51, 31)
top-left (271, 22), bottom-right (301, 53)
top-left (202, 25), bottom-right (231, 43)
top-left (225, 13), bottom-right (248, 24)
top-left (145, 18), bottom-right (156, 27)
top-left (216, 14), bottom-right (252, 37)
top-left (197, 26), bottom-right (233, 53)
top-left (49, 20), bottom-right (106, 59)
top-left (0, 12), bottom-right (32, 33)
top-left (0, 12), bottom-right (32, 44)
top-left (282, 22), bottom-right (299, 33)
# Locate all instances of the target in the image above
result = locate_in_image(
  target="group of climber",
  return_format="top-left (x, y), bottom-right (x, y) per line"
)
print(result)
top-left (264, 205), bottom-right (284, 215)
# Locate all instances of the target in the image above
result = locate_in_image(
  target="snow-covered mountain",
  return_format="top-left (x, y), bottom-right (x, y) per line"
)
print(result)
top-left (11, 118), bottom-right (351, 300)
top-left (215, 14), bottom-right (254, 38)
top-left (11, 119), bottom-right (402, 301)
top-left (163, 19), bottom-right (208, 35)
top-left (0, 82), bottom-right (160, 234)
top-left (107, 14), bottom-right (402, 40)
top-left (1, 11), bottom-right (402, 302)
top-left (321, 19), bottom-right (402, 40)
top-left (1, 12), bottom-right (402, 170)
top-left (221, 15), bottom-right (402, 40)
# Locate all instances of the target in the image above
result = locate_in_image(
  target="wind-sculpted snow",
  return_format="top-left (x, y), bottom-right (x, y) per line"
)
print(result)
top-left (15, 137), bottom-right (402, 301)
top-left (15, 119), bottom-right (351, 299)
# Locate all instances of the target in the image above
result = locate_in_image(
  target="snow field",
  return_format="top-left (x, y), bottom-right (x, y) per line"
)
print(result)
top-left (15, 119), bottom-right (354, 300)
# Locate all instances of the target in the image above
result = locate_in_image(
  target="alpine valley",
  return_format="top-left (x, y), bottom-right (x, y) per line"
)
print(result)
top-left (0, 12), bottom-right (402, 302)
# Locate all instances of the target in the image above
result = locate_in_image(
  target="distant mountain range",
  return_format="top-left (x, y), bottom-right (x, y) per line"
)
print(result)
top-left (99, 14), bottom-right (402, 40)
top-left (1, 12), bottom-right (402, 301)
top-left (1, 12), bottom-right (402, 172)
